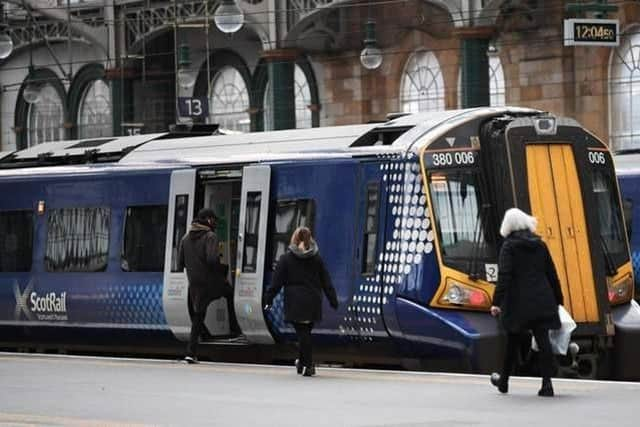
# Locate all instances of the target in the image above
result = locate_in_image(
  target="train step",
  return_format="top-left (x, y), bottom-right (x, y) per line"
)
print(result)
top-left (201, 335), bottom-right (250, 346)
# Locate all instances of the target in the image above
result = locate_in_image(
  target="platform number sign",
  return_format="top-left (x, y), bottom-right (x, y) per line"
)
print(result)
top-left (178, 97), bottom-right (209, 118)
top-left (122, 123), bottom-right (144, 136)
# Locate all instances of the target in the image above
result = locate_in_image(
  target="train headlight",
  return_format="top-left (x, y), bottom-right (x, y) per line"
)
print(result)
top-left (439, 279), bottom-right (490, 309)
top-left (534, 116), bottom-right (557, 135)
top-left (446, 285), bottom-right (463, 304)
top-left (608, 274), bottom-right (633, 305)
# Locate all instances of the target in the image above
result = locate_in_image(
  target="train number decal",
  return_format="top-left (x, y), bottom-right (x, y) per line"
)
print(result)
top-left (588, 150), bottom-right (607, 165)
top-left (426, 150), bottom-right (478, 169)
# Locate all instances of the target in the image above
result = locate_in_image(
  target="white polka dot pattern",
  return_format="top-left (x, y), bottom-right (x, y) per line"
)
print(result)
top-left (340, 154), bottom-right (436, 342)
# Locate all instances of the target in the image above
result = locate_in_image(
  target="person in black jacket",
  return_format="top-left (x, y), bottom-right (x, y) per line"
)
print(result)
top-left (178, 208), bottom-right (240, 364)
top-left (490, 208), bottom-right (564, 397)
top-left (264, 227), bottom-right (338, 377)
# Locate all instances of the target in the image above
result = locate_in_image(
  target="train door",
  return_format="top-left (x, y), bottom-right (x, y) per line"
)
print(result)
top-left (355, 162), bottom-right (391, 339)
top-left (199, 178), bottom-right (241, 337)
top-left (234, 165), bottom-right (274, 344)
top-left (162, 169), bottom-right (196, 340)
top-left (526, 144), bottom-right (600, 324)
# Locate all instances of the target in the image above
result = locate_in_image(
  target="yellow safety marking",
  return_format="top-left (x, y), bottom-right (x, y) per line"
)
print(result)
top-left (549, 145), bottom-right (588, 321)
top-left (526, 145), bottom-right (573, 313)
top-left (556, 145), bottom-right (598, 321)
top-left (527, 145), bottom-right (600, 323)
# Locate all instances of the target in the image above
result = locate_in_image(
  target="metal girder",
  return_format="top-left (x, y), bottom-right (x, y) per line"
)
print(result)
top-left (122, 0), bottom-right (218, 50)
top-left (5, 20), bottom-right (91, 52)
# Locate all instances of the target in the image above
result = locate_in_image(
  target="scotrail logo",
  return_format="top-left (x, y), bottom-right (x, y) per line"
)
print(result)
top-left (13, 280), bottom-right (68, 321)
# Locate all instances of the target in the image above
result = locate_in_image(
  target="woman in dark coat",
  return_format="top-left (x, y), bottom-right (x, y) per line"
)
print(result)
top-left (490, 208), bottom-right (564, 397)
top-left (264, 227), bottom-right (338, 376)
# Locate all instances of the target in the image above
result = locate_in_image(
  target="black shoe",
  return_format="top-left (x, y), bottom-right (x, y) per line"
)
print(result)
top-left (538, 386), bottom-right (554, 397)
top-left (295, 359), bottom-right (303, 375)
top-left (302, 365), bottom-right (316, 377)
top-left (538, 379), bottom-right (554, 397)
top-left (490, 372), bottom-right (508, 394)
top-left (184, 356), bottom-right (199, 364)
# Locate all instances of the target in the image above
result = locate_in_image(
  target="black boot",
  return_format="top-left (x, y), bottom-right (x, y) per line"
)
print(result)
top-left (490, 372), bottom-right (508, 394)
top-left (302, 365), bottom-right (316, 377)
top-left (295, 359), bottom-right (303, 375)
top-left (538, 377), bottom-right (554, 397)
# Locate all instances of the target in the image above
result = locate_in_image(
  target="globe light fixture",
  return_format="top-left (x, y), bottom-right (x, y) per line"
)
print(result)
top-left (360, 20), bottom-right (383, 70)
top-left (23, 82), bottom-right (41, 104)
top-left (0, 33), bottom-right (13, 59)
top-left (214, 0), bottom-right (244, 34)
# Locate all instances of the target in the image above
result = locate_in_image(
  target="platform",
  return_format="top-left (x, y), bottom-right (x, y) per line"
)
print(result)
top-left (0, 353), bottom-right (638, 426)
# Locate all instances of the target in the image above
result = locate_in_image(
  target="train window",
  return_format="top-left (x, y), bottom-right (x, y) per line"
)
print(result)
top-left (171, 195), bottom-right (189, 272)
top-left (362, 184), bottom-right (379, 275)
top-left (429, 171), bottom-right (495, 271)
top-left (271, 199), bottom-right (315, 268)
top-left (0, 210), bottom-right (33, 272)
top-left (242, 192), bottom-right (262, 273)
top-left (122, 205), bottom-right (168, 272)
top-left (592, 169), bottom-right (628, 270)
top-left (45, 207), bottom-right (110, 272)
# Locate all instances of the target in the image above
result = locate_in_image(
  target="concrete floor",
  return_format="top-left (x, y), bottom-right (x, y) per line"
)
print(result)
top-left (0, 352), bottom-right (638, 426)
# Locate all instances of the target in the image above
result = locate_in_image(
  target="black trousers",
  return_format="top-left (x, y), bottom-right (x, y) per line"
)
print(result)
top-left (187, 310), bottom-right (207, 358)
top-left (501, 326), bottom-right (554, 382)
top-left (187, 286), bottom-right (241, 358)
top-left (293, 322), bottom-right (314, 368)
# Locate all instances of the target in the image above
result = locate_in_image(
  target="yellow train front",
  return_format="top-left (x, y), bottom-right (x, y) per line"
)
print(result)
top-left (419, 112), bottom-right (640, 379)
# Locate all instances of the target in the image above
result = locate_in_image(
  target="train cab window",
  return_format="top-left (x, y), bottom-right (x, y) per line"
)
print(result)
top-left (429, 171), bottom-right (495, 272)
top-left (242, 192), bottom-right (262, 273)
top-left (362, 184), bottom-right (379, 275)
top-left (271, 199), bottom-right (315, 269)
top-left (45, 207), bottom-right (110, 272)
top-left (0, 210), bottom-right (33, 272)
top-left (122, 205), bottom-right (168, 272)
top-left (592, 168), bottom-right (628, 270)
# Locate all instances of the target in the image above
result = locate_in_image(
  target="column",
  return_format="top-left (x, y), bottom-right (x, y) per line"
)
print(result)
top-left (262, 49), bottom-right (297, 130)
top-left (456, 26), bottom-right (495, 108)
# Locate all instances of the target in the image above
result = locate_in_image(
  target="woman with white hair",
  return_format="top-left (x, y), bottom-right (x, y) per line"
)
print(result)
top-left (490, 208), bottom-right (564, 397)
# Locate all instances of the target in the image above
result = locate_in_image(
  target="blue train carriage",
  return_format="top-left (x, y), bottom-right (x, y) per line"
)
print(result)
top-left (615, 152), bottom-right (640, 291)
top-left (0, 108), bottom-right (639, 380)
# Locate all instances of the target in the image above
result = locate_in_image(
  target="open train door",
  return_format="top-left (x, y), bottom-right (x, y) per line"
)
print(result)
top-left (162, 169), bottom-right (196, 340)
top-left (234, 165), bottom-right (275, 344)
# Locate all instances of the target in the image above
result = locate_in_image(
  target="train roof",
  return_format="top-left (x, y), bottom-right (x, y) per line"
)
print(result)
top-left (120, 107), bottom-right (539, 166)
top-left (0, 107), bottom-right (541, 173)
top-left (614, 152), bottom-right (640, 176)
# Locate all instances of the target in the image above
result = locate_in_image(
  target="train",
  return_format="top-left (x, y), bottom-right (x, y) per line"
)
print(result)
top-left (1, 107), bottom-right (639, 380)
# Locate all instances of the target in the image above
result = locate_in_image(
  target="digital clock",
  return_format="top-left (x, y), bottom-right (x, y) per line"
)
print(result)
top-left (564, 18), bottom-right (619, 46)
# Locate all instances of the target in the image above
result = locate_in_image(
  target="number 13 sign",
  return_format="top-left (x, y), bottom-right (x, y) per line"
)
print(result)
top-left (178, 97), bottom-right (209, 118)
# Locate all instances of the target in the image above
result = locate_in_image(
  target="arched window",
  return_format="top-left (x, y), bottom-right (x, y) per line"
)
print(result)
top-left (489, 54), bottom-right (505, 107)
top-left (263, 64), bottom-right (312, 130)
top-left (78, 79), bottom-right (112, 138)
top-left (610, 28), bottom-right (640, 151)
top-left (400, 50), bottom-right (445, 112)
top-left (27, 83), bottom-right (64, 147)
top-left (209, 65), bottom-right (250, 132)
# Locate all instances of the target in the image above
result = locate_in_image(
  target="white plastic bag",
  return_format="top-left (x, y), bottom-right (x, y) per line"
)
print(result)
top-left (531, 305), bottom-right (577, 355)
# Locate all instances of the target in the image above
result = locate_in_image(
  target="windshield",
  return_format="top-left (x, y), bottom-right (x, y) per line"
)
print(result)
top-left (429, 169), bottom-right (497, 272)
top-left (591, 166), bottom-right (628, 270)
